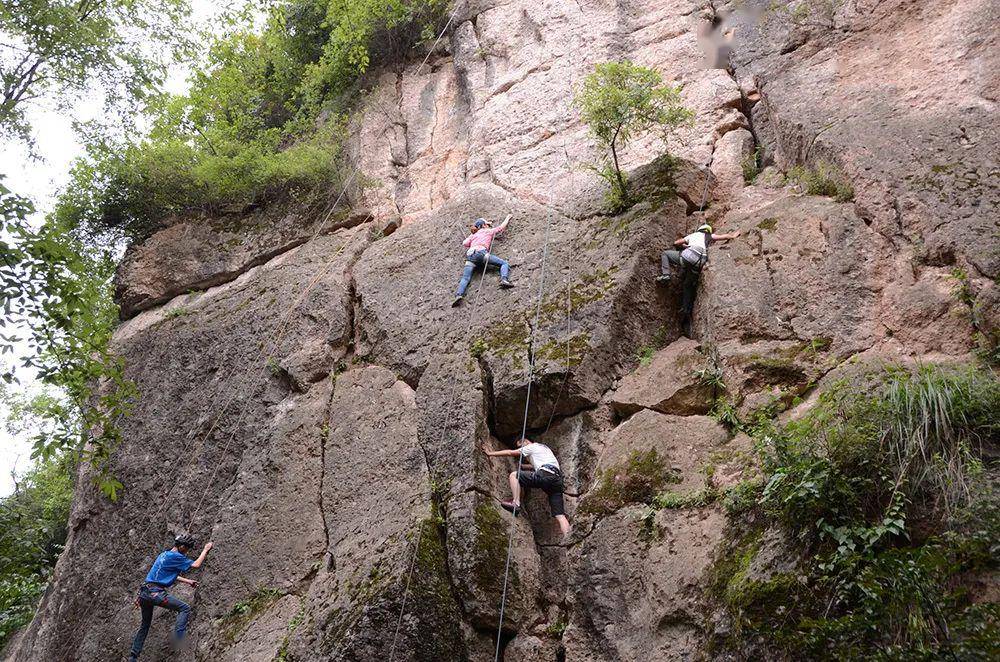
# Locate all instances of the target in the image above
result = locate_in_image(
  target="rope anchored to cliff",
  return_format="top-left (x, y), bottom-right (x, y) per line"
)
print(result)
top-left (493, 212), bottom-right (552, 661)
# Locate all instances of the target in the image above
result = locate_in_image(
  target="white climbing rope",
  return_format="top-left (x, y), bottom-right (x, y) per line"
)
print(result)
top-left (388, 208), bottom-right (513, 659)
top-left (493, 213), bottom-right (552, 662)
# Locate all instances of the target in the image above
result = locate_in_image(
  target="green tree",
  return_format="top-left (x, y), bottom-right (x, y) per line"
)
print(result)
top-left (0, 407), bottom-right (75, 648)
top-left (575, 61), bottom-right (692, 210)
top-left (0, 180), bottom-right (133, 498)
top-left (55, 0), bottom-right (450, 244)
top-left (0, 0), bottom-right (193, 144)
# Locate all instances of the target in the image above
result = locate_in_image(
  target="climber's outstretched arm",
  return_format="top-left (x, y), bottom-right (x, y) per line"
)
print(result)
top-left (711, 230), bottom-right (742, 242)
top-left (190, 541), bottom-right (214, 569)
top-left (482, 446), bottom-right (521, 458)
top-left (673, 237), bottom-right (688, 247)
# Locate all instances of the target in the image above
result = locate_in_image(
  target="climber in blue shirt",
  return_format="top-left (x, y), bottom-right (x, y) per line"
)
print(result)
top-left (128, 534), bottom-right (214, 661)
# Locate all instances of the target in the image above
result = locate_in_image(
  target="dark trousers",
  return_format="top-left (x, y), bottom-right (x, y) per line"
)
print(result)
top-left (661, 249), bottom-right (704, 316)
top-left (129, 585), bottom-right (191, 660)
top-left (518, 468), bottom-right (566, 516)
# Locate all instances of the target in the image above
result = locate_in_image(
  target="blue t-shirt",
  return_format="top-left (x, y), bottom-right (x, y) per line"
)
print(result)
top-left (144, 550), bottom-right (194, 587)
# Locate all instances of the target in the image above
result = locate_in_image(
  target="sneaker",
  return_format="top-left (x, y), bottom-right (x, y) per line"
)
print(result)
top-left (499, 279), bottom-right (515, 289)
top-left (655, 274), bottom-right (672, 285)
top-left (499, 501), bottom-right (521, 516)
top-left (452, 296), bottom-right (464, 307)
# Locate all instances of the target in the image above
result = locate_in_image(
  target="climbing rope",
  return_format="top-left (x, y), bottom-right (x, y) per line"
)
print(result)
top-left (493, 213), bottom-right (552, 662)
top-left (387, 209), bottom-right (513, 659)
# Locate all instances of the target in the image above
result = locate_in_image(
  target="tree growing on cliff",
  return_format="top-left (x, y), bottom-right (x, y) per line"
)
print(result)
top-left (575, 61), bottom-right (693, 211)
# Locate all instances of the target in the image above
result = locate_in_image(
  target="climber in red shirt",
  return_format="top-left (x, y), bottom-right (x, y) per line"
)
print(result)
top-left (452, 215), bottom-right (515, 307)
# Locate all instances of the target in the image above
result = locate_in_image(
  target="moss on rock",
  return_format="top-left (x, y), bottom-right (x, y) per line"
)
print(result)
top-left (580, 448), bottom-right (680, 516)
top-left (472, 502), bottom-right (519, 598)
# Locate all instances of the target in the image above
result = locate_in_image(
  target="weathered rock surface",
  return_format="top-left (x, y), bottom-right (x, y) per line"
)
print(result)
top-left (610, 338), bottom-right (715, 417)
top-left (9, 0), bottom-right (997, 660)
top-left (565, 507), bottom-right (727, 661)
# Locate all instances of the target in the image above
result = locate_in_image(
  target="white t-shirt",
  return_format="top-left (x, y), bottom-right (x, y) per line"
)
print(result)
top-left (520, 442), bottom-right (559, 471)
top-left (684, 231), bottom-right (712, 254)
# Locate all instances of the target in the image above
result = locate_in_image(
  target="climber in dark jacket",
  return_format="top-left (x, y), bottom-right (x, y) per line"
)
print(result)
top-left (452, 215), bottom-right (514, 307)
top-left (657, 223), bottom-right (740, 335)
top-left (128, 534), bottom-right (214, 661)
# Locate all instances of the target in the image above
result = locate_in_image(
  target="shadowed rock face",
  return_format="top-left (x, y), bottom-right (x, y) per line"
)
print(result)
top-left (8, 0), bottom-right (998, 661)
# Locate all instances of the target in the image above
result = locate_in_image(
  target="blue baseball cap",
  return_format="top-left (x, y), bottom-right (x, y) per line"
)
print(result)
top-left (474, 218), bottom-right (487, 228)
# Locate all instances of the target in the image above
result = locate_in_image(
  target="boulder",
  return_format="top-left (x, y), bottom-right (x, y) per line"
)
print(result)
top-left (610, 338), bottom-right (715, 417)
top-left (114, 206), bottom-right (371, 319)
top-left (594, 410), bottom-right (730, 500)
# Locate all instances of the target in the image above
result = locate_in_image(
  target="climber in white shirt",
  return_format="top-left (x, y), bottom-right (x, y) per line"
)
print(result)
top-left (656, 223), bottom-right (741, 336)
top-left (482, 438), bottom-right (571, 537)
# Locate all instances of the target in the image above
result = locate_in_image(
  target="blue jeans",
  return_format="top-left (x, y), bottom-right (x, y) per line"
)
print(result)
top-left (456, 250), bottom-right (510, 296)
top-left (129, 584), bottom-right (191, 660)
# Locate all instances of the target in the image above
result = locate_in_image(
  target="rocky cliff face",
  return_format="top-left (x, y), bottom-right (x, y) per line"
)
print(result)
top-left (7, 0), bottom-right (998, 660)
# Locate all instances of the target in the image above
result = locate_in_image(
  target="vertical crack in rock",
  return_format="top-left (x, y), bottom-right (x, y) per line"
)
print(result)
top-left (318, 385), bottom-right (335, 573)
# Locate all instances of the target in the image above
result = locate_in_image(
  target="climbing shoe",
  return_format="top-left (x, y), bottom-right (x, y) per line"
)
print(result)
top-left (499, 279), bottom-right (515, 289)
top-left (500, 501), bottom-right (521, 516)
top-left (452, 296), bottom-right (464, 307)
top-left (656, 274), bottom-right (672, 285)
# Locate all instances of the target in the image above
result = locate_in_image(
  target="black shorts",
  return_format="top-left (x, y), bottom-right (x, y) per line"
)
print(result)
top-left (518, 469), bottom-right (565, 517)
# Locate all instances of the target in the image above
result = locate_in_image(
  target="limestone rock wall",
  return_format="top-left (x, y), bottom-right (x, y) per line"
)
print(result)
top-left (7, 0), bottom-right (997, 660)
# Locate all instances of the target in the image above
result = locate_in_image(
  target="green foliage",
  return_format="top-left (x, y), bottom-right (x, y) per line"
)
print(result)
top-left (787, 162), bottom-right (854, 202)
top-left (741, 147), bottom-right (761, 184)
top-left (949, 268), bottom-right (975, 307)
top-left (580, 449), bottom-right (679, 516)
top-left (0, 452), bottom-right (75, 648)
top-left (716, 363), bottom-right (1000, 658)
top-left (575, 61), bottom-right (693, 212)
top-left (0, 0), bottom-right (193, 144)
top-left (0, 180), bottom-right (136, 500)
top-left (636, 345), bottom-right (655, 367)
top-left (469, 337), bottom-right (488, 359)
top-left (757, 217), bottom-right (778, 231)
top-left (693, 364), bottom-right (726, 393)
top-left (56, 0), bottom-right (450, 243)
top-left (710, 398), bottom-right (743, 431)
top-left (545, 618), bottom-right (567, 639)
top-left (762, 366), bottom-right (998, 532)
